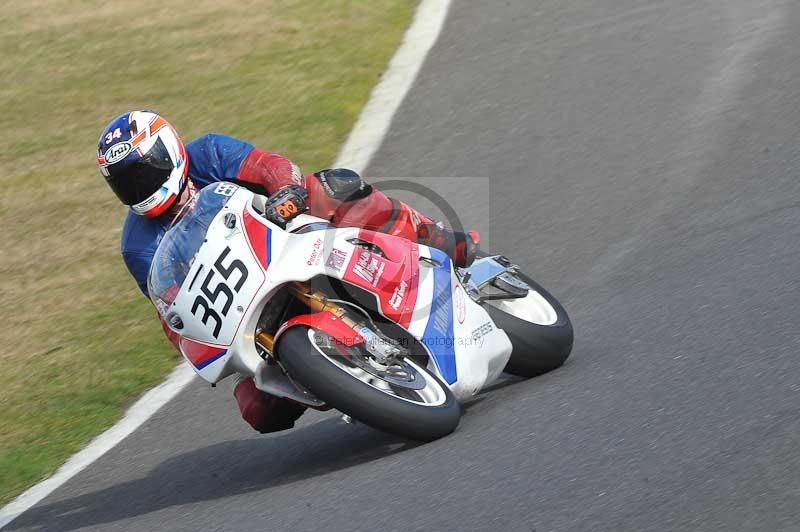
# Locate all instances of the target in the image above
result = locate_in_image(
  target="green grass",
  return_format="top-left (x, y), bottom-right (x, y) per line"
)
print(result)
top-left (0, 0), bottom-right (417, 505)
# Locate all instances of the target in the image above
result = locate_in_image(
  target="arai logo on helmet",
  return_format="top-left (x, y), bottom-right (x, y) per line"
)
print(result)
top-left (104, 142), bottom-right (132, 164)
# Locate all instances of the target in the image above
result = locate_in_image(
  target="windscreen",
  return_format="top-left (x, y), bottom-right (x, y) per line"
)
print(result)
top-left (147, 185), bottom-right (232, 309)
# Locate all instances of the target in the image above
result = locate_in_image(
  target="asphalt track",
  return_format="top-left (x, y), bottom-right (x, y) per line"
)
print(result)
top-left (9, 1), bottom-right (800, 530)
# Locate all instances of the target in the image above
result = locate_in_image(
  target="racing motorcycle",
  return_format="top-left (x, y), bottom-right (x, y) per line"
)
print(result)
top-left (148, 182), bottom-right (573, 441)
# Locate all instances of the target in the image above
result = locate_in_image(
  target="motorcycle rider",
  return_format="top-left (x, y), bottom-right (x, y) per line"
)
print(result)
top-left (98, 110), bottom-right (478, 433)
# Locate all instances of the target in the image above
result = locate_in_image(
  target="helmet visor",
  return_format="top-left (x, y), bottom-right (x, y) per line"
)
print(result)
top-left (105, 137), bottom-right (175, 206)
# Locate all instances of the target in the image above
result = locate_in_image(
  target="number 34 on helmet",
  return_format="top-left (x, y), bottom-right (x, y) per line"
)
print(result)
top-left (97, 111), bottom-right (188, 218)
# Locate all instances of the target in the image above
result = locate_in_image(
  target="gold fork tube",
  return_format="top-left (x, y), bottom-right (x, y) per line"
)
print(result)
top-left (256, 283), bottom-right (364, 354)
top-left (287, 283), bottom-right (346, 316)
top-left (287, 283), bottom-right (364, 330)
top-left (255, 331), bottom-right (275, 352)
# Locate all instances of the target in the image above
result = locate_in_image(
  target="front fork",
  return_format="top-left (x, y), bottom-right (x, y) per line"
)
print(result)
top-left (251, 282), bottom-right (356, 409)
top-left (251, 282), bottom-right (408, 409)
top-left (255, 282), bottom-right (361, 353)
top-left (257, 282), bottom-right (405, 366)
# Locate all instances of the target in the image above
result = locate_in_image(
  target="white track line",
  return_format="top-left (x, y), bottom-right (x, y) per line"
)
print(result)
top-left (334, 0), bottom-right (452, 172)
top-left (0, 363), bottom-right (196, 529)
top-left (0, 1), bottom-right (452, 529)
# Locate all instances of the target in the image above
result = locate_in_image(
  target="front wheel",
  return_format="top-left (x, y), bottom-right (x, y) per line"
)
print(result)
top-left (483, 272), bottom-right (573, 377)
top-left (277, 326), bottom-right (461, 441)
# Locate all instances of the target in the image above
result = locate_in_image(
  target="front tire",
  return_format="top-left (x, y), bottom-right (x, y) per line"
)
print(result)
top-left (277, 326), bottom-right (461, 441)
top-left (483, 272), bottom-right (573, 377)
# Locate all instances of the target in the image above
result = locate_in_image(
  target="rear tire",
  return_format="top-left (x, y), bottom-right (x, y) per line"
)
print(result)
top-left (483, 272), bottom-right (573, 377)
top-left (277, 326), bottom-right (461, 441)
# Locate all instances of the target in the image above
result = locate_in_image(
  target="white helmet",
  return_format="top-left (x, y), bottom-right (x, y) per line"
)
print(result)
top-left (98, 111), bottom-right (188, 217)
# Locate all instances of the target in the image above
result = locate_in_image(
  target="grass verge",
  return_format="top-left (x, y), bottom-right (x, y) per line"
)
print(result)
top-left (0, 0), bottom-right (416, 505)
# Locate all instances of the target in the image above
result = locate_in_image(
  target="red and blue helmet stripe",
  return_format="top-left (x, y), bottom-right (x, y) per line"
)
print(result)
top-left (98, 111), bottom-right (188, 217)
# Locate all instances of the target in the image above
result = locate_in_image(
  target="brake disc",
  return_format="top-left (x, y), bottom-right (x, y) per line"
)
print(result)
top-left (313, 331), bottom-right (427, 390)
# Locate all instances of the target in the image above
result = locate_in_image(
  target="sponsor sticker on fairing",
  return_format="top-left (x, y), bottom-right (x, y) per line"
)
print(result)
top-left (325, 247), bottom-right (348, 271)
top-left (454, 284), bottom-right (467, 324)
top-left (388, 280), bottom-right (408, 311)
top-left (352, 250), bottom-right (385, 287)
top-left (306, 238), bottom-right (324, 266)
top-left (471, 321), bottom-right (493, 342)
top-left (431, 288), bottom-right (450, 336)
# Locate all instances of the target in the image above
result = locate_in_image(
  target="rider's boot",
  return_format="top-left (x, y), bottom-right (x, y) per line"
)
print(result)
top-left (307, 169), bottom-right (480, 267)
top-left (417, 222), bottom-right (480, 268)
top-left (233, 376), bottom-right (306, 433)
top-left (377, 198), bottom-right (479, 267)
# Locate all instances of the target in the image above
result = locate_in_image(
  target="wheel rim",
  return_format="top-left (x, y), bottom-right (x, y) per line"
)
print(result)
top-left (486, 289), bottom-right (559, 326)
top-left (308, 329), bottom-right (448, 406)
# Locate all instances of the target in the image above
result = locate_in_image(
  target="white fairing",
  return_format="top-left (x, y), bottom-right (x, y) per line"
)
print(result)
top-left (170, 226), bottom-right (265, 347)
top-left (156, 185), bottom-right (512, 399)
top-left (407, 247), bottom-right (512, 399)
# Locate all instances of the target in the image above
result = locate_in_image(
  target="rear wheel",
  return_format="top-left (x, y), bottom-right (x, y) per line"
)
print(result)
top-left (277, 326), bottom-right (461, 441)
top-left (483, 272), bottom-right (573, 377)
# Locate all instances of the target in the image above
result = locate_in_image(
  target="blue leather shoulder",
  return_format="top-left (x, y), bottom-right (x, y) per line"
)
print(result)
top-left (120, 134), bottom-right (255, 296)
top-left (185, 133), bottom-right (254, 187)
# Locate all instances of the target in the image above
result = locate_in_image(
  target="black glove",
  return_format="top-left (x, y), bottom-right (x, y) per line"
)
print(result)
top-left (264, 185), bottom-right (309, 227)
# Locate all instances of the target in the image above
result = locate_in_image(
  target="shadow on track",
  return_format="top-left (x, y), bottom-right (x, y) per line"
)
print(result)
top-left (7, 418), bottom-right (418, 532)
top-left (9, 374), bottom-right (534, 531)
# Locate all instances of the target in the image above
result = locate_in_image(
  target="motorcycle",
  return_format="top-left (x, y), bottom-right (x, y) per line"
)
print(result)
top-left (148, 182), bottom-right (573, 441)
